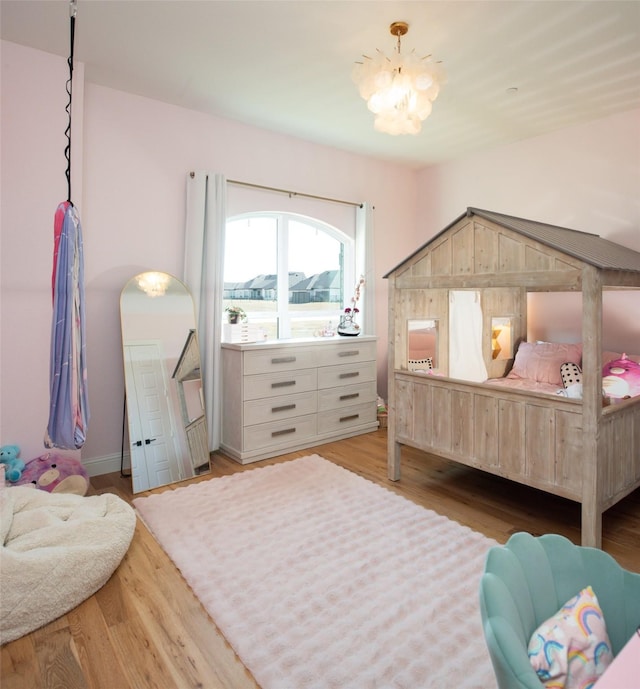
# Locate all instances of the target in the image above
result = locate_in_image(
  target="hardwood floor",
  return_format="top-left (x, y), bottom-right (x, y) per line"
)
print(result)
top-left (2, 429), bottom-right (639, 689)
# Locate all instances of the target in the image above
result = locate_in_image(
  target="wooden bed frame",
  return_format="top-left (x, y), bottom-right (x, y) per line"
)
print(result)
top-left (384, 208), bottom-right (640, 548)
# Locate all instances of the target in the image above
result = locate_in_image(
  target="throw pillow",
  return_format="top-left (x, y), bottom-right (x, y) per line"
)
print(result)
top-left (528, 585), bottom-right (613, 689)
top-left (560, 362), bottom-right (582, 389)
top-left (507, 342), bottom-right (582, 386)
top-left (408, 357), bottom-right (433, 371)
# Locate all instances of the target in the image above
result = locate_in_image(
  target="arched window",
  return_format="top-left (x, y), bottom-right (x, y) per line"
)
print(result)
top-left (224, 212), bottom-right (354, 339)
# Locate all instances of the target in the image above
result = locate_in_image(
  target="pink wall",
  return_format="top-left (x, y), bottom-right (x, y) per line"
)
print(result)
top-left (1, 41), bottom-right (417, 469)
top-left (416, 109), bottom-right (640, 353)
top-left (416, 109), bottom-right (640, 239)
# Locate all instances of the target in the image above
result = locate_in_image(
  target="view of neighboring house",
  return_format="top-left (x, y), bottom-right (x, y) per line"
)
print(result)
top-left (224, 270), bottom-right (342, 304)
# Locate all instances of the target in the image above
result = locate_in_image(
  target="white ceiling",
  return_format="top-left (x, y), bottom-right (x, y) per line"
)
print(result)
top-left (2, 0), bottom-right (640, 169)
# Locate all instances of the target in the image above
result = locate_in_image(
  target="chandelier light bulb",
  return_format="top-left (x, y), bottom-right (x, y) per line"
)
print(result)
top-left (136, 271), bottom-right (170, 298)
top-left (353, 21), bottom-right (445, 135)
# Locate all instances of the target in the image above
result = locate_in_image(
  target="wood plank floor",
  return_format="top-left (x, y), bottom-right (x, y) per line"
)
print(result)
top-left (2, 429), bottom-right (639, 689)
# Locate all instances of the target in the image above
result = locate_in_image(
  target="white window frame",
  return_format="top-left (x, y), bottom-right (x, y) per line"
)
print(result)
top-left (225, 211), bottom-right (355, 339)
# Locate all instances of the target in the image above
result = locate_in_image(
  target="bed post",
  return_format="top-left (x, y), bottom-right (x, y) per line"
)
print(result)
top-left (387, 272), bottom-right (401, 481)
top-left (581, 265), bottom-right (603, 548)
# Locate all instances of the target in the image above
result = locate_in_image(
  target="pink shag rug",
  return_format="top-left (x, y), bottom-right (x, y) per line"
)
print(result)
top-left (134, 454), bottom-right (497, 689)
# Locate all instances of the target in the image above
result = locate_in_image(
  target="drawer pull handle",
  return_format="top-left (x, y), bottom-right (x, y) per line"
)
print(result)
top-left (271, 356), bottom-right (296, 364)
top-left (340, 414), bottom-right (360, 423)
top-left (272, 404), bottom-right (296, 413)
top-left (339, 372), bottom-right (359, 379)
top-left (338, 350), bottom-right (359, 357)
top-left (272, 427), bottom-right (296, 437)
top-left (272, 380), bottom-right (296, 388)
top-left (340, 392), bottom-right (360, 401)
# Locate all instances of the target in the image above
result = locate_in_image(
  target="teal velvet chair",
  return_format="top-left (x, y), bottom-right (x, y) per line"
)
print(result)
top-left (479, 532), bottom-right (640, 689)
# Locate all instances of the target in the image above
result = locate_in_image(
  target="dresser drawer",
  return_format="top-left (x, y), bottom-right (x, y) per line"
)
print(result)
top-left (244, 391), bottom-right (317, 426)
top-left (317, 381), bottom-right (377, 412)
top-left (317, 360), bottom-right (376, 389)
top-left (316, 340), bottom-right (377, 367)
top-left (244, 368), bottom-right (317, 401)
top-left (243, 414), bottom-right (317, 451)
top-left (243, 347), bottom-right (318, 375)
top-left (317, 402), bottom-right (377, 435)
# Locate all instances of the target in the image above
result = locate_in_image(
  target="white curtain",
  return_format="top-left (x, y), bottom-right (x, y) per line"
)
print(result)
top-left (355, 202), bottom-right (375, 335)
top-left (184, 172), bottom-right (226, 450)
top-left (449, 290), bottom-right (488, 382)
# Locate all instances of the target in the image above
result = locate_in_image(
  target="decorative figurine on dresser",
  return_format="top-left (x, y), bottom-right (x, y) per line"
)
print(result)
top-left (337, 276), bottom-right (365, 336)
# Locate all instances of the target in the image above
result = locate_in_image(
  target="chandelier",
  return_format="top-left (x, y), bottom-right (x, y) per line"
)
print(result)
top-left (353, 21), bottom-right (445, 135)
top-left (136, 271), bottom-right (170, 298)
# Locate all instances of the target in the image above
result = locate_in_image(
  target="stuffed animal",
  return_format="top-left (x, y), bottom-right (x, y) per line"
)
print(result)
top-left (0, 445), bottom-right (25, 483)
top-left (15, 453), bottom-right (89, 495)
top-left (602, 354), bottom-right (640, 400)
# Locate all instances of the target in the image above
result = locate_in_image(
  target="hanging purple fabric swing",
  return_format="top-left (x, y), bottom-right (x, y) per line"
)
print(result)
top-left (45, 0), bottom-right (90, 450)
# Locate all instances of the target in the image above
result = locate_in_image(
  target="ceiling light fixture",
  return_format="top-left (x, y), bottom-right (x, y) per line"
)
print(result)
top-left (353, 21), bottom-right (445, 136)
top-left (136, 271), bottom-right (170, 298)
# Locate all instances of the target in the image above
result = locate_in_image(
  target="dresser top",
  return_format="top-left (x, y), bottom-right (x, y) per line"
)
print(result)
top-left (221, 335), bottom-right (377, 351)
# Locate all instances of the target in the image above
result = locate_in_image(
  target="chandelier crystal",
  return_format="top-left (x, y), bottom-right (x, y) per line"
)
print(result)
top-left (136, 271), bottom-right (170, 298)
top-left (353, 22), bottom-right (445, 135)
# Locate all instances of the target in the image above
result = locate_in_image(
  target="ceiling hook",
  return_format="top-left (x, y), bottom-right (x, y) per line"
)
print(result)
top-left (69, 0), bottom-right (77, 19)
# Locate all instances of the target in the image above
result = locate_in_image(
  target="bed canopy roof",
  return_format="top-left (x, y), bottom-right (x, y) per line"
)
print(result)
top-left (384, 207), bottom-right (640, 278)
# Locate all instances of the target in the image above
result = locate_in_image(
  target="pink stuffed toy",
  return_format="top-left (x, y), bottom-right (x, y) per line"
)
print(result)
top-left (602, 354), bottom-right (640, 400)
top-left (15, 453), bottom-right (89, 495)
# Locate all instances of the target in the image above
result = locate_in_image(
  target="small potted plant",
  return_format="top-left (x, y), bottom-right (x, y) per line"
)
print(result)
top-left (225, 305), bottom-right (246, 324)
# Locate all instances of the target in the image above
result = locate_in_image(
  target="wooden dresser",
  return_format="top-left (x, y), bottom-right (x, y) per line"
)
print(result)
top-left (221, 336), bottom-right (378, 463)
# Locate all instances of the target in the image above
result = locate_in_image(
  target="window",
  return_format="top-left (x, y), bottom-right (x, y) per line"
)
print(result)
top-left (491, 317), bottom-right (513, 360)
top-left (224, 212), bottom-right (354, 339)
top-left (407, 319), bottom-right (438, 370)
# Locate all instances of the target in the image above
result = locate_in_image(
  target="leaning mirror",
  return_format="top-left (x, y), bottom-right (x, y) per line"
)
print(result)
top-left (120, 271), bottom-right (211, 493)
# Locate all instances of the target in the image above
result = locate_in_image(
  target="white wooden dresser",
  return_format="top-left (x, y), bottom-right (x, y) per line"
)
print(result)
top-left (221, 336), bottom-right (378, 463)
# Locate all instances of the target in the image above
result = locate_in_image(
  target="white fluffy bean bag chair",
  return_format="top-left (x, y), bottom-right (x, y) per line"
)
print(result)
top-left (0, 483), bottom-right (136, 644)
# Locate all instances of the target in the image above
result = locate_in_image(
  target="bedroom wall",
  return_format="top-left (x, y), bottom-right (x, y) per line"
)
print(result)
top-left (3, 40), bottom-right (638, 474)
top-left (1, 40), bottom-right (417, 472)
top-left (415, 108), bottom-right (640, 353)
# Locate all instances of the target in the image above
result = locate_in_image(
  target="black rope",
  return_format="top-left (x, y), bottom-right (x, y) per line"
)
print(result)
top-left (64, 2), bottom-right (76, 204)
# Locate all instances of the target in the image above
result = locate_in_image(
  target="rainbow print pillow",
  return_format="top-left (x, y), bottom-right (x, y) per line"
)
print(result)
top-left (527, 585), bottom-right (613, 689)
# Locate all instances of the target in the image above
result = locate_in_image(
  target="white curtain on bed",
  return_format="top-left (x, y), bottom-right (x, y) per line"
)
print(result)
top-left (449, 290), bottom-right (488, 382)
top-left (184, 172), bottom-right (226, 450)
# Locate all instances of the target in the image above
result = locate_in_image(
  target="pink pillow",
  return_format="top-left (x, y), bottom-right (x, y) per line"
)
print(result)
top-left (508, 342), bottom-right (582, 386)
top-left (528, 586), bottom-right (613, 688)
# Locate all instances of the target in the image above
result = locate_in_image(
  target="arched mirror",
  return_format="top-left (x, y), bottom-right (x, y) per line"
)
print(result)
top-left (120, 271), bottom-right (211, 493)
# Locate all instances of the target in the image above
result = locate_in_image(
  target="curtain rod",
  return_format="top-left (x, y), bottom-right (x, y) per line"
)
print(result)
top-left (227, 178), bottom-right (363, 209)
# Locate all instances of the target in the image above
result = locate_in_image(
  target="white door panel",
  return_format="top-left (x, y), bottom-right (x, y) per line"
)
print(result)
top-left (124, 342), bottom-right (181, 490)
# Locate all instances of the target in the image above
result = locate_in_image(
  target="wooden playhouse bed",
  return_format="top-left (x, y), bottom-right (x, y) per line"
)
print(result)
top-left (384, 208), bottom-right (640, 548)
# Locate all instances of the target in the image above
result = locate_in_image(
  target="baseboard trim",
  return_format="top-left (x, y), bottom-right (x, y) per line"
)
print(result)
top-left (83, 452), bottom-right (130, 478)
